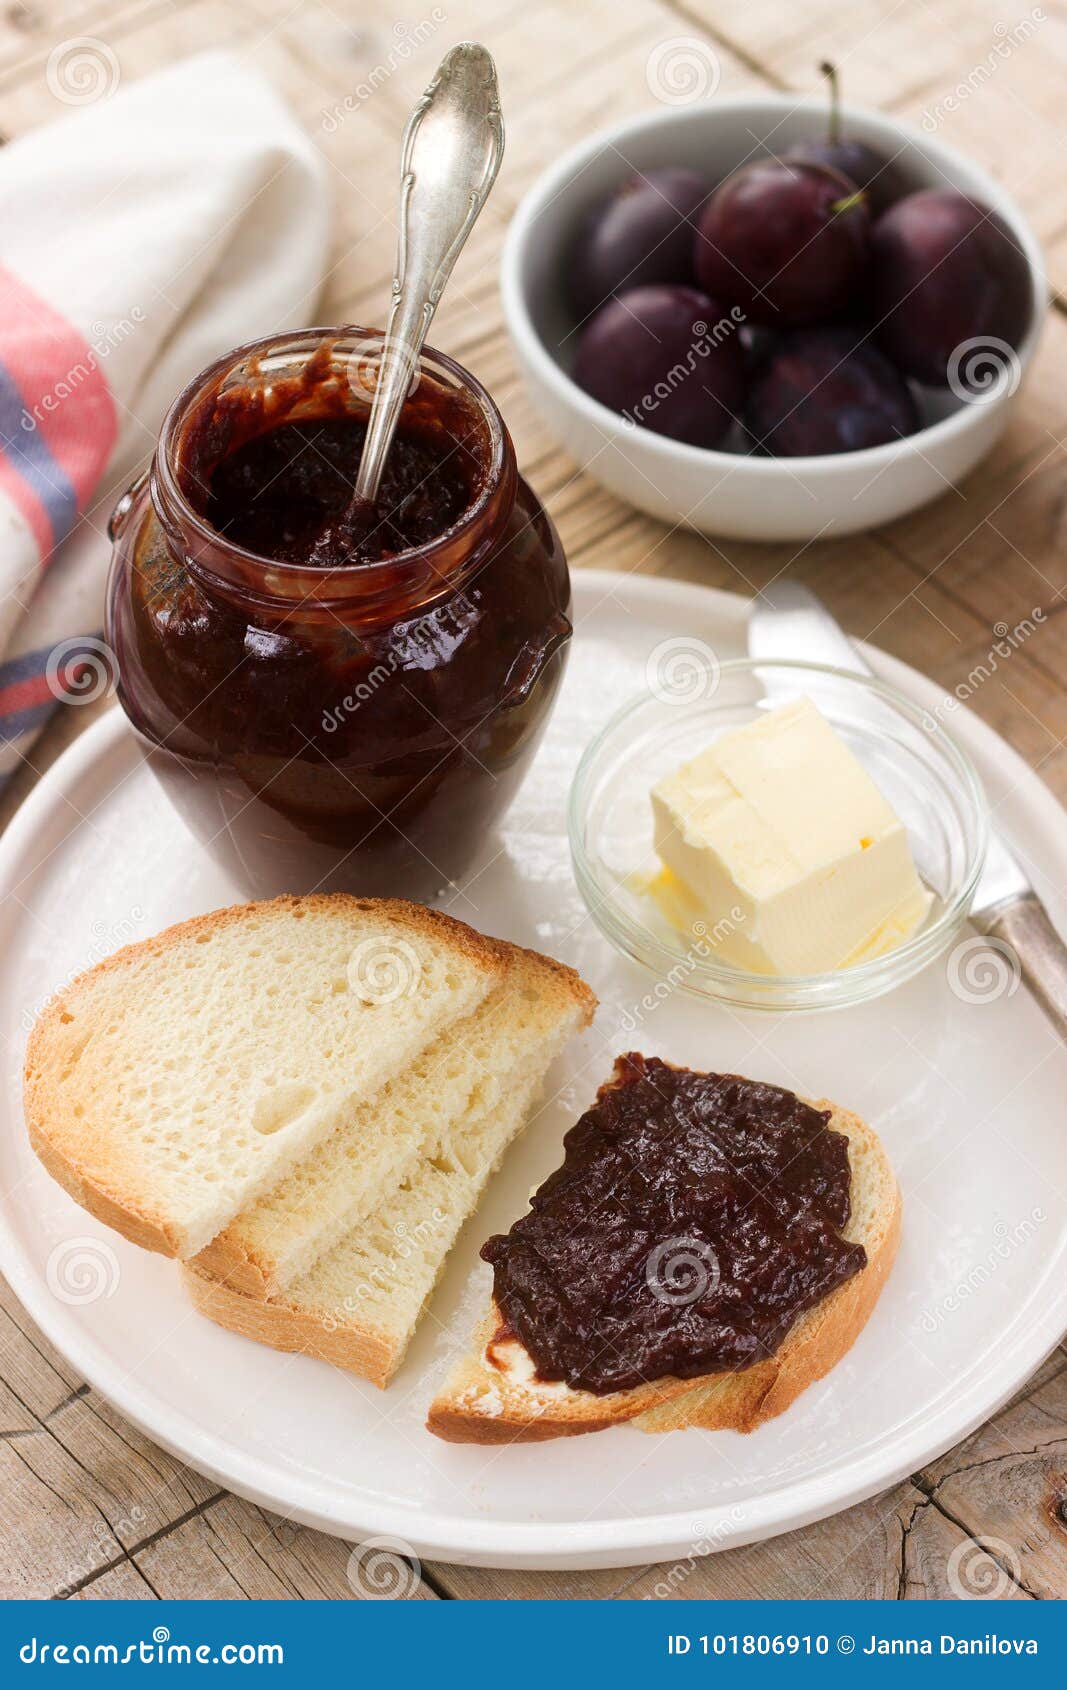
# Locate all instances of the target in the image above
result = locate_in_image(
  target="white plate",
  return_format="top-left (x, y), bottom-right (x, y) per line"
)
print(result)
top-left (1, 571), bottom-right (1065, 1572)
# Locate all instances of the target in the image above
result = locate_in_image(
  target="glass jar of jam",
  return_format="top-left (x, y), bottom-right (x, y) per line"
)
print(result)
top-left (105, 329), bottom-right (571, 901)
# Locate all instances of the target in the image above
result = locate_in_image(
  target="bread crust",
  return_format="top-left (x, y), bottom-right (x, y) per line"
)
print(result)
top-left (24, 895), bottom-right (508, 1259)
top-left (191, 1230), bottom-right (275, 1298)
top-left (426, 1101), bottom-right (901, 1444)
top-left (182, 1261), bottom-right (399, 1388)
top-left (26, 1124), bottom-right (187, 1257)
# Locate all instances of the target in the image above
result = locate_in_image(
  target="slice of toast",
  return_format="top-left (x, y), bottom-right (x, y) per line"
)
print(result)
top-left (192, 944), bottom-right (597, 1297)
top-left (426, 1100), bottom-right (900, 1443)
top-left (182, 958), bottom-right (595, 1385)
top-left (24, 895), bottom-right (505, 1259)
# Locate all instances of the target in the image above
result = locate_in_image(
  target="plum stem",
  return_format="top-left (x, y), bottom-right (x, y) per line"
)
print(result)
top-left (820, 60), bottom-right (841, 144)
top-left (830, 188), bottom-right (866, 217)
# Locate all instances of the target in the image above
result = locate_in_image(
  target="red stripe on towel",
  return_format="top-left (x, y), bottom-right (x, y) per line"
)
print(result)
top-left (0, 265), bottom-right (118, 502)
top-left (0, 667), bottom-right (54, 717)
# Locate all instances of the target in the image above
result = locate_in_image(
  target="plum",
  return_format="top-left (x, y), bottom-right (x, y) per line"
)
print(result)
top-left (744, 327), bottom-right (919, 455)
top-left (572, 284), bottom-right (746, 448)
top-left (693, 158), bottom-right (870, 327)
top-left (872, 189), bottom-right (1032, 387)
top-left (787, 63), bottom-right (905, 214)
top-left (569, 167), bottom-right (710, 321)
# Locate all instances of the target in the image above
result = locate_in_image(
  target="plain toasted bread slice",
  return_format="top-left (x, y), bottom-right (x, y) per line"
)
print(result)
top-left (182, 960), bottom-right (594, 1384)
top-left (25, 895), bottom-right (504, 1259)
top-left (193, 944), bottom-right (597, 1297)
top-left (426, 1101), bottom-right (900, 1443)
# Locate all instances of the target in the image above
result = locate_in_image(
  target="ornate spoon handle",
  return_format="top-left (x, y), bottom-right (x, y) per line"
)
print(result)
top-left (354, 42), bottom-right (504, 505)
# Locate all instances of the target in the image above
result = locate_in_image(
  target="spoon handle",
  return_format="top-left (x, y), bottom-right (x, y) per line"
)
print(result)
top-left (354, 42), bottom-right (504, 505)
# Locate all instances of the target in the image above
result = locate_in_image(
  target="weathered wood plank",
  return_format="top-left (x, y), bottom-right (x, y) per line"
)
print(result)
top-left (0, 1278), bottom-right (82, 1421)
top-left (131, 1494), bottom-right (437, 1600)
top-left (70, 1558), bottom-right (157, 1598)
top-left (236, 0), bottom-right (770, 211)
top-left (0, 1275), bottom-right (216, 1596)
top-left (897, 1493), bottom-right (1032, 1601)
top-left (915, 1359), bottom-right (1067, 1599)
top-left (0, 1435), bottom-right (124, 1599)
top-left (0, 1), bottom-right (187, 91)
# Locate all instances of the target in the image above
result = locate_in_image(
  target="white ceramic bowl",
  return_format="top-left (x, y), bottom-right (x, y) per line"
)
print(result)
top-left (502, 95), bottom-right (1048, 542)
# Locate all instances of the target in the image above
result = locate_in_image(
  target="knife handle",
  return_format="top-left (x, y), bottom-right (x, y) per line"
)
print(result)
top-left (972, 893), bottom-right (1067, 1039)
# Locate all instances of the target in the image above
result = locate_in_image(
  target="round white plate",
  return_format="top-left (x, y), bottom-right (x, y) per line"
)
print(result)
top-left (1, 571), bottom-right (1065, 1572)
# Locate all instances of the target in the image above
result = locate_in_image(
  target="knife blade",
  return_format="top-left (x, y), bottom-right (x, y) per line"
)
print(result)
top-left (747, 581), bottom-right (1067, 1034)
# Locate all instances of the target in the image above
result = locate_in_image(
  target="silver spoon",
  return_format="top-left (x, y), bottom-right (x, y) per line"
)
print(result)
top-left (352, 42), bottom-right (504, 509)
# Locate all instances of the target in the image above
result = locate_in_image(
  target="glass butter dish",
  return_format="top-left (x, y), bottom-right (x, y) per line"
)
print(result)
top-left (568, 659), bottom-right (988, 1012)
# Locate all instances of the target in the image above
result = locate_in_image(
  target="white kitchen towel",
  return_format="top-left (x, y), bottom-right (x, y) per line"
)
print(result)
top-left (0, 48), bottom-right (330, 776)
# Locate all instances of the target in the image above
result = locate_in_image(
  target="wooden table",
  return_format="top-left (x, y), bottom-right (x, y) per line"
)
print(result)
top-left (1, 0), bottom-right (1065, 1602)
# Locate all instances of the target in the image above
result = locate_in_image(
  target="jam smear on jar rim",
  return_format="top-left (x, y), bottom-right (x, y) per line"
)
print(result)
top-left (481, 1053), bottom-right (867, 1396)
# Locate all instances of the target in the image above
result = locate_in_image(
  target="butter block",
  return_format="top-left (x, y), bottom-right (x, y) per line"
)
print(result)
top-left (650, 696), bottom-right (931, 975)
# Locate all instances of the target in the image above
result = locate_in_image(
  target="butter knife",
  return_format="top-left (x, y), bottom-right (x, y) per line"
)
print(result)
top-left (748, 581), bottom-right (1067, 1037)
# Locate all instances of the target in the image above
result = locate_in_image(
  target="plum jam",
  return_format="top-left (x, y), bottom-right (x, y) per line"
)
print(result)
top-left (482, 1055), bottom-right (866, 1395)
top-left (204, 418), bottom-right (474, 565)
top-left (105, 330), bottom-right (571, 899)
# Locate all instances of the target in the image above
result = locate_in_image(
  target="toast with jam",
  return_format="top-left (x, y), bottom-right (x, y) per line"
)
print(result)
top-left (427, 1056), bottom-right (901, 1442)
